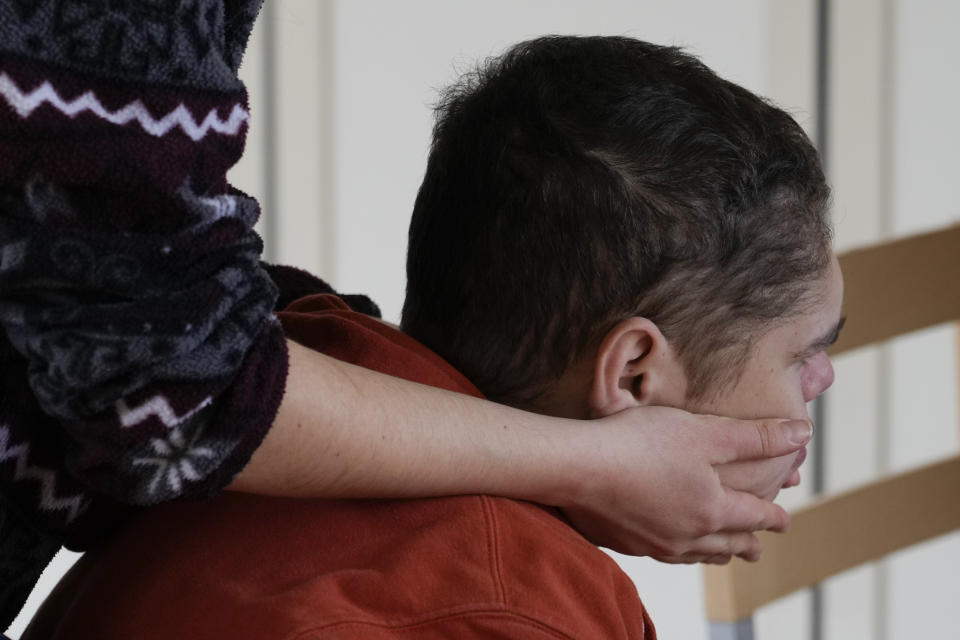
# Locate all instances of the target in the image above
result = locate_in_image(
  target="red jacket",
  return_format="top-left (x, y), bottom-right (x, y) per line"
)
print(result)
top-left (24, 295), bottom-right (656, 640)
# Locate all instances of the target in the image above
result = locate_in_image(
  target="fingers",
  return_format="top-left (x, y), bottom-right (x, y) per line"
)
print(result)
top-left (710, 416), bottom-right (813, 463)
top-left (699, 531), bottom-right (762, 562)
top-left (646, 488), bottom-right (789, 563)
top-left (782, 469), bottom-right (801, 488)
top-left (719, 487), bottom-right (791, 533)
top-left (653, 532), bottom-right (763, 564)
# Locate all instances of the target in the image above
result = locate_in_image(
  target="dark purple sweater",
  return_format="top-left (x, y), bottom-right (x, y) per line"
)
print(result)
top-left (0, 1), bottom-right (378, 627)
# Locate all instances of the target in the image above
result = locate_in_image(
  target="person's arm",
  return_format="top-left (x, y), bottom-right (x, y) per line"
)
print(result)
top-left (231, 339), bottom-right (811, 563)
top-left (0, 0), bottom-right (799, 579)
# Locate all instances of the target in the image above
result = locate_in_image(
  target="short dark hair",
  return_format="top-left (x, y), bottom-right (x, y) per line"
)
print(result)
top-left (401, 35), bottom-right (831, 405)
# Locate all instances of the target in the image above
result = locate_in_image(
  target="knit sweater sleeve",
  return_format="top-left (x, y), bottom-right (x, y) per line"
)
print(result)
top-left (0, 0), bottom-right (294, 625)
top-left (0, 0), bottom-right (293, 581)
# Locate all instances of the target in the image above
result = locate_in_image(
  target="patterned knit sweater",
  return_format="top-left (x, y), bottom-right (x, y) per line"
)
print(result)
top-left (0, 1), bottom-right (371, 628)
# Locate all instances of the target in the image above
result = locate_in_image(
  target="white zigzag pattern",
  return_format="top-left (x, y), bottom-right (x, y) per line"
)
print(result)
top-left (117, 395), bottom-right (213, 429)
top-left (0, 425), bottom-right (86, 522)
top-left (0, 71), bottom-right (249, 141)
top-left (198, 193), bottom-right (238, 221)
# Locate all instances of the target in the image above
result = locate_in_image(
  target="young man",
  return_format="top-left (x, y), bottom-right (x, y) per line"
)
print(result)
top-left (23, 36), bottom-right (840, 639)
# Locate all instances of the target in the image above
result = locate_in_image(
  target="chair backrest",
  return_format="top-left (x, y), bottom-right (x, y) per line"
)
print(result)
top-left (703, 223), bottom-right (960, 639)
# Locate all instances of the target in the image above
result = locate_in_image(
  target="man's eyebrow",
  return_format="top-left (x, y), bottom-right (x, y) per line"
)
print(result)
top-left (795, 316), bottom-right (846, 359)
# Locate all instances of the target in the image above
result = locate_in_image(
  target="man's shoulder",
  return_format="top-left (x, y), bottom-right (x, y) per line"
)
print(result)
top-left (291, 493), bottom-right (653, 639)
top-left (33, 492), bottom-right (653, 639)
top-left (483, 496), bottom-right (654, 638)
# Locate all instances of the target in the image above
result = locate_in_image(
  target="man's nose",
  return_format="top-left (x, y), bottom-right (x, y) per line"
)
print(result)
top-left (802, 352), bottom-right (835, 403)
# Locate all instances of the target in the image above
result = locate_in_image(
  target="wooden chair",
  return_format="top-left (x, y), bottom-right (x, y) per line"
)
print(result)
top-left (703, 223), bottom-right (960, 640)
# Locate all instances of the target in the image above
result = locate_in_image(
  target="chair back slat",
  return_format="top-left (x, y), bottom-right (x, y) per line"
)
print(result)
top-left (704, 454), bottom-right (960, 622)
top-left (831, 224), bottom-right (960, 355)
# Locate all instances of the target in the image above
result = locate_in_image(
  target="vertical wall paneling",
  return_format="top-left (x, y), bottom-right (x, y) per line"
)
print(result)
top-left (823, 0), bottom-right (892, 638)
top-left (318, 2), bottom-right (336, 284)
top-left (885, 0), bottom-right (960, 636)
top-left (271, 1), bottom-right (333, 277)
top-left (234, 1), bottom-right (335, 277)
top-left (871, 4), bottom-right (895, 636)
top-left (810, 2), bottom-right (830, 638)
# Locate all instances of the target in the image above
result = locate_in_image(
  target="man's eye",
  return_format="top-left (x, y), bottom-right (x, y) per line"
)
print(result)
top-left (799, 350), bottom-right (826, 367)
top-left (797, 352), bottom-right (817, 367)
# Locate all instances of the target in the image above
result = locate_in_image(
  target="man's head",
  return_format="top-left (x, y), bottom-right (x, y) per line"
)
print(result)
top-left (401, 36), bottom-right (839, 460)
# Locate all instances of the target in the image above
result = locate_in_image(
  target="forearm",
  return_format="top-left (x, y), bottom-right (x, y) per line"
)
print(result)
top-left (233, 338), bottom-right (811, 563)
top-left (230, 338), bottom-right (576, 503)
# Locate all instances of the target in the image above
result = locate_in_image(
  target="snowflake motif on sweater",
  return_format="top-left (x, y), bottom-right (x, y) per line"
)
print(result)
top-left (133, 421), bottom-right (217, 497)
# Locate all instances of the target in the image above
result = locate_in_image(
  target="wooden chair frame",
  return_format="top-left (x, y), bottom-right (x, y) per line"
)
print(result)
top-left (704, 223), bottom-right (960, 639)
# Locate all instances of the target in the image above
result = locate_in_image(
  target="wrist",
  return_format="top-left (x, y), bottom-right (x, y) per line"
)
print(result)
top-left (510, 418), bottom-right (600, 510)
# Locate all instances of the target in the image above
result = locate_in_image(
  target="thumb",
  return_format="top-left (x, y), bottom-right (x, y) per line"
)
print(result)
top-left (715, 418), bottom-right (813, 463)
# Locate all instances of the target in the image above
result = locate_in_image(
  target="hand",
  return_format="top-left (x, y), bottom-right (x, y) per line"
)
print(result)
top-left (715, 453), bottom-right (804, 502)
top-left (554, 406), bottom-right (812, 564)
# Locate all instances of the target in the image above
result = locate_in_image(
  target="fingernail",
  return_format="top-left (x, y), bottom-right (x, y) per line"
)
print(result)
top-left (784, 419), bottom-right (813, 446)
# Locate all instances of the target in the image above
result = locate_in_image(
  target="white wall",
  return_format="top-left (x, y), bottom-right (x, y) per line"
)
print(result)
top-left (328, 0), bottom-right (775, 323)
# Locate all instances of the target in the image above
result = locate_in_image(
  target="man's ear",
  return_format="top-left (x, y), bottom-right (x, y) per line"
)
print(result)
top-left (587, 317), bottom-right (684, 418)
